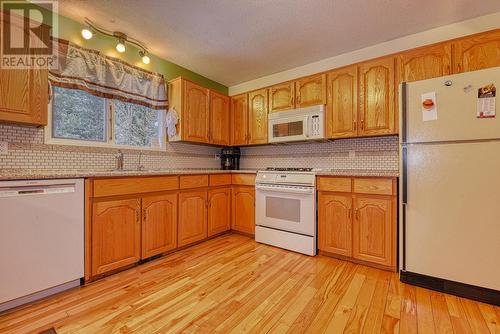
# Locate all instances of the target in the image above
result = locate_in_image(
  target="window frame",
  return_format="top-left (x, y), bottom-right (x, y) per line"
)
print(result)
top-left (45, 89), bottom-right (167, 152)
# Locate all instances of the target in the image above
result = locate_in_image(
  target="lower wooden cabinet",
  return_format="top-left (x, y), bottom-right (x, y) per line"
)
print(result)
top-left (318, 192), bottom-right (352, 257)
top-left (317, 176), bottom-right (396, 270)
top-left (91, 199), bottom-right (141, 276)
top-left (231, 186), bottom-right (255, 235)
top-left (208, 188), bottom-right (231, 236)
top-left (178, 190), bottom-right (208, 247)
top-left (352, 195), bottom-right (394, 267)
top-left (141, 193), bottom-right (178, 259)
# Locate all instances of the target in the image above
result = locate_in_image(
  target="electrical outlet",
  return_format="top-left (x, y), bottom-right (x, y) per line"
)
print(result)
top-left (348, 150), bottom-right (355, 158)
top-left (0, 142), bottom-right (8, 155)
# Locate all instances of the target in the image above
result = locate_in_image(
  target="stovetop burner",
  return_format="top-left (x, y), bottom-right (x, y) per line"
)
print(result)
top-left (265, 167), bottom-right (313, 172)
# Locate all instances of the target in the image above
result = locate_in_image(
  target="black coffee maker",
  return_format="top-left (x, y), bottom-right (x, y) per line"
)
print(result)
top-left (220, 147), bottom-right (240, 170)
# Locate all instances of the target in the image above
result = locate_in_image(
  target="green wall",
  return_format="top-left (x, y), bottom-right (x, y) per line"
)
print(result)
top-left (28, 2), bottom-right (227, 94)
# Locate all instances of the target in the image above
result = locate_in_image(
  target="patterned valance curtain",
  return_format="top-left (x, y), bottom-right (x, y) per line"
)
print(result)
top-left (49, 38), bottom-right (167, 110)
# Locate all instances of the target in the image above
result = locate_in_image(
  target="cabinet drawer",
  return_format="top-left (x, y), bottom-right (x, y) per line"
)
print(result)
top-left (180, 175), bottom-right (209, 189)
top-left (353, 178), bottom-right (394, 195)
top-left (93, 176), bottom-right (178, 197)
top-left (231, 173), bottom-right (256, 186)
top-left (317, 177), bottom-right (352, 192)
top-left (209, 174), bottom-right (232, 187)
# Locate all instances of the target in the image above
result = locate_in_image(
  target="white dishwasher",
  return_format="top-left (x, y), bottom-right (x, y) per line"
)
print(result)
top-left (0, 179), bottom-right (84, 313)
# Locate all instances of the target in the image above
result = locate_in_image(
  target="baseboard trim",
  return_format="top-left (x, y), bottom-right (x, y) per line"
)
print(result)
top-left (400, 271), bottom-right (500, 306)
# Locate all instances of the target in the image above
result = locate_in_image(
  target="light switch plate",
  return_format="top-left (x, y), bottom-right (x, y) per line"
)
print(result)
top-left (348, 150), bottom-right (355, 158)
top-left (0, 142), bottom-right (8, 155)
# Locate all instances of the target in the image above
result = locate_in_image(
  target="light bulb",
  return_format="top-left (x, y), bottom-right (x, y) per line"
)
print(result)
top-left (81, 28), bottom-right (93, 40)
top-left (116, 42), bottom-right (126, 53)
top-left (142, 54), bottom-right (150, 64)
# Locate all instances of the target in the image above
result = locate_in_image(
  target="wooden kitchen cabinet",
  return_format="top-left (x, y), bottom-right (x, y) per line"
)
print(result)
top-left (248, 88), bottom-right (268, 144)
top-left (352, 195), bottom-right (394, 267)
top-left (0, 68), bottom-right (48, 126)
top-left (358, 56), bottom-right (396, 136)
top-left (269, 81), bottom-right (295, 112)
top-left (295, 73), bottom-right (326, 108)
top-left (232, 186), bottom-right (255, 235)
top-left (231, 93), bottom-right (249, 146)
top-left (318, 192), bottom-right (352, 257)
top-left (396, 42), bottom-right (452, 83)
top-left (91, 199), bottom-right (141, 275)
top-left (178, 190), bottom-right (208, 247)
top-left (183, 80), bottom-right (210, 143)
top-left (208, 188), bottom-right (231, 236)
top-left (141, 194), bottom-right (178, 259)
top-left (317, 176), bottom-right (396, 271)
top-left (326, 66), bottom-right (358, 138)
top-left (453, 29), bottom-right (500, 73)
top-left (210, 90), bottom-right (230, 146)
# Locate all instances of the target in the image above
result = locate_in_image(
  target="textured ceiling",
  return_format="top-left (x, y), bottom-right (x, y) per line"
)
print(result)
top-left (57, 0), bottom-right (500, 87)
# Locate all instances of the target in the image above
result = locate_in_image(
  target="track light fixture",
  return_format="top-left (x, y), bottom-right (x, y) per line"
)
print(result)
top-left (81, 18), bottom-right (151, 64)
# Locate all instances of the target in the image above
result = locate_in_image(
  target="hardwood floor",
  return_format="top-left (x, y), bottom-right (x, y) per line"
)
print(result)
top-left (0, 234), bottom-right (498, 334)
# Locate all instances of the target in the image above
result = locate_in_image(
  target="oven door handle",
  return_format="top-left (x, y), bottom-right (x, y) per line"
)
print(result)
top-left (255, 185), bottom-right (315, 195)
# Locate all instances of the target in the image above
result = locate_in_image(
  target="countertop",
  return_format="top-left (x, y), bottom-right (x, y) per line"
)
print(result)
top-left (0, 168), bottom-right (399, 181)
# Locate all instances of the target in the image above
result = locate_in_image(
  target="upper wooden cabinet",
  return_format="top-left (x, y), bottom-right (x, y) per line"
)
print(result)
top-left (358, 57), bottom-right (396, 136)
top-left (91, 199), bottom-right (141, 276)
top-left (318, 192), bottom-right (352, 257)
top-left (295, 73), bottom-right (326, 108)
top-left (208, 188), bottom-right (231, 237)
top-left (0, 68), bottom-right (48, 126)
top-left (184, 80), bottom-right (210, 143)
top-left (248, 88), bottom-right (268, 145)
top-left (210, 91), bottom-right (230, 146)
top-left (178, 190), bottom-right (208, 247)
top-left (326, 66), bottom-right (358, 138)
top-left (453, 30), bottom-right (500, 73)
top-left (230, 94), bottom-right (249, 146)
top-left (352, 195), bottom-right (394, 267)
top-left (396, 42), bottom-right (452, 83)
top-left (141, 194), bottom-right (178, 259)
top-left (269, 82), bottom-right (295, 112)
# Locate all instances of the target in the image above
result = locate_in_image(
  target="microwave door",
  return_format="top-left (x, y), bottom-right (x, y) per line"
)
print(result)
top-left (270, 115), bottom-right (308, 143)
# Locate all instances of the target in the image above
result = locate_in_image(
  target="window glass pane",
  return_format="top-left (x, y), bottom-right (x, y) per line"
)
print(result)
top-left (52, 87), bottom-right (107, 142)
top-left (114, 100), bottom-right (163, 148)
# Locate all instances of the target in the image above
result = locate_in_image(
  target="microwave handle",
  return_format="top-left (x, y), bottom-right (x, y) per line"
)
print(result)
top-left (304, 116), bottom-right (310, 137)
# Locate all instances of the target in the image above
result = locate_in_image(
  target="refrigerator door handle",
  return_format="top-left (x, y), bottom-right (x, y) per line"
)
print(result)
top-left (401, 82), bottom-right (408, 144)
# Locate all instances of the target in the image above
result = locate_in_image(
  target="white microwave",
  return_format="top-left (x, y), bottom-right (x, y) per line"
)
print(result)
top-left (268, 105), bottom-right (325, 143)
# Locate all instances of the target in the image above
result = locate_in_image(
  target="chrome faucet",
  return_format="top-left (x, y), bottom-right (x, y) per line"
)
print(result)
top-left (115, 150), bottom-right (124, 170)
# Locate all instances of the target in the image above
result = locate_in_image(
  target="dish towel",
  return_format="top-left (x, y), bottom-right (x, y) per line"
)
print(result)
top-left (166, 108), bottom-right (179, 138)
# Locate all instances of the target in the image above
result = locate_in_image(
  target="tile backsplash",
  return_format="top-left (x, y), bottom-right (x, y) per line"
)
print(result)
top-left (240, 136), bottom-right (399, 171)
top-left (0, 124), bottom-right (220, 170)
top-left (1, 124), bottom-right (399, 172)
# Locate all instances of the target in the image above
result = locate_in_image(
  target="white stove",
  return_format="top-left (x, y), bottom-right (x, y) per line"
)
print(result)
top-left (255, 168), bottom-right (317, 256)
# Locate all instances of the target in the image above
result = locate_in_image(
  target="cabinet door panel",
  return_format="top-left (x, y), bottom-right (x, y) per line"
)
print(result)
top-left (232, 186), bottom-right (255, 234)
top-left (92, 199), bottom-right (141, 275)
top-left (231, 94), bottom-right (248, 146)
top-left (248, 89), bottom-right (268, 144)
top-left (295, 73), bottom-right (326, 108)
top-left (327, 66), bottom-right (358, 138)
top-left (208, 188), bottom-right (231, 236)
top-left (142, 194), bottom-right (177, 259)
top-left (210, 91), bottom-right (230, 145)
top-left (318, 192), bottom-right (352, 257)
top-left (453, 30), bottom-right (500, 73)
top-left (178, 191), bottom-right (207, 247)
top-left (269, 82), bottom-right (294, 112)
top-left (358, 57), bottom-right (396, 136)
top-left (396, 43), bottom-right (452, 83)
top-left (352, 196), bottom-right (394, 267)
top-left (183, 80), bottom-right (210, 143)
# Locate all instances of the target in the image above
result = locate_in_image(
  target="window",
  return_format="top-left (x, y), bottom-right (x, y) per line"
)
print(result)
top-left (48, 87), bottom-right (165, 150)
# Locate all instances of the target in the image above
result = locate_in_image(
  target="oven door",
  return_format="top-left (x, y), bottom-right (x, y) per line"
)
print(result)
top-left (255, 184), bottom-right (316, 236)
top-left (268, 115), bottom-right (309, 143)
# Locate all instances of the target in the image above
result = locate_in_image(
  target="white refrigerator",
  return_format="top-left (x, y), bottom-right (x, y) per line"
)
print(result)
top-left (400, 67), bottom-right (500, 305)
